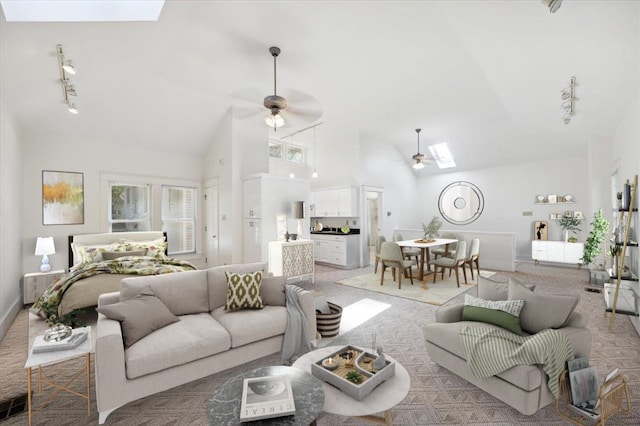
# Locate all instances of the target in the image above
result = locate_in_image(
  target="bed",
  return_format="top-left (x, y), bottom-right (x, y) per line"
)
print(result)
top-left (30, 231), bottom-right (197, 325)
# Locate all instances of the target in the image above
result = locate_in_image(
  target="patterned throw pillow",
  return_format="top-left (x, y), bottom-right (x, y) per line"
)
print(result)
top-left (462, 294), bottom-right (525, 335)
top-left (224, 271), bottom-right (264, 311)
top-left (73, 243), bottom-right (121, 266)
top-left (118, 238), bottom-right (167, 258)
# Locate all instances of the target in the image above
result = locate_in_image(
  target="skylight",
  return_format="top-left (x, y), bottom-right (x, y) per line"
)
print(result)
top-left (428, 143), bottom-right (456, 169)
top-left (1, 0), bottom-right (165, 22)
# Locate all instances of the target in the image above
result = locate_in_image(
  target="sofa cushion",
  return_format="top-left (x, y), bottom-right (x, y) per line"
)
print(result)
top-left (462, 295), bottom-right (525, 335)
top-left (508, 278), bottom-right (579, 334)
top-left (211, 305), bottom-right (287, 348)
top-left (260, 275), bottom-right (286, 306)
top-left (224, 271), bottom-right (264, 310)
top-left (124, 313), bottom-right (231, 379)
top-left (96, 290), bottom-right (179, 347)
top-left (478, 275), bottom-right (536, 301)
top-left (120, 270), bottom-right (209, 316)
top-left (207, 263), bottom-right (268, 311)
top-left (423, 321), bottom-right (543, 392)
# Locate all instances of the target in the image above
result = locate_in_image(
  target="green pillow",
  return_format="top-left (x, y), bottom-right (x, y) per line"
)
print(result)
top-left (224, 271), bottom-right (264, 311)
top-left (462, 294), bottom-right (525, 335)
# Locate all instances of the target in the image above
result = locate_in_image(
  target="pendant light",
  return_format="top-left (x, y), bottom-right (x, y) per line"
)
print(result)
top-left (412, 128), bottom-right (425, 170)
top-left (288, 135), bottom-right (295, 178)
top-left (264, 46), bottom-right (286, 131)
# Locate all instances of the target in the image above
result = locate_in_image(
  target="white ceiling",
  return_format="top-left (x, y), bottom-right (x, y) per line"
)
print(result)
top-left (1, 1), bottom-right (638, 175)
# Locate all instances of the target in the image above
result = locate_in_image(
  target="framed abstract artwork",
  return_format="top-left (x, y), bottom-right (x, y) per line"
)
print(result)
top-left (42, 170), bottom-right (84, 225)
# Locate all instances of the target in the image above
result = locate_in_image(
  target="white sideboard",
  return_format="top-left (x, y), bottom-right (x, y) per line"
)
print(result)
top-left (268, 240), bottom-right (314, 282)
top-left (311, 233), bottom-right (359, 269)
top-left (532, 240), bottom-right (584, 265)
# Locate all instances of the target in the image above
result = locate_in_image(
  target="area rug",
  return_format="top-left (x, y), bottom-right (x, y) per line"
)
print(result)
top-left (336, 269), bottom-right (495, 306)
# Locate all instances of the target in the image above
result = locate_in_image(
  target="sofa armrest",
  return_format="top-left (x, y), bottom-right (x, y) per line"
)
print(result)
top-left (557, 326), bottom-right (592, 358)
top-left (95, 311), bottom-right (128, 413)
top-left (436, 303), bottom-right (464, 323)
top-left (564, 311), bottom-right (587, 328)
top-left (98, 291), bottom-right (120, 307)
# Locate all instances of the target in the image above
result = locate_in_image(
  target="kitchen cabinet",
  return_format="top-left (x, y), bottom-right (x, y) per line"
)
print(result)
top-left (532, 240), bottom-right (584, 265)
top-left (243, 178), bottom-right (262, 218)
top-left (243, 219), bottom-right (262, 263)
top-left (311, 234), bottom-right (359, 269)
top-left (311, 187), bottom-right (358, 217)
top-left (268, 240), bottom-right (314, 282)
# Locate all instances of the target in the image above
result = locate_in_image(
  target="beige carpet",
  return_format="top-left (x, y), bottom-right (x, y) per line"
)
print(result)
top-left (336, 269), bottom-right (495, 306)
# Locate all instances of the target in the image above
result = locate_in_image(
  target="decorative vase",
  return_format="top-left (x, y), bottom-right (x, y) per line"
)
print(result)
top-left (564, 230), bottom-right (569, 242)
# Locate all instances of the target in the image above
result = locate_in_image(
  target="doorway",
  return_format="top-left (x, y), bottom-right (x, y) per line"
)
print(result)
top-left (204, 179), bottom-right (219, 267)
top-left (360, 187), bottom-right (383, 266)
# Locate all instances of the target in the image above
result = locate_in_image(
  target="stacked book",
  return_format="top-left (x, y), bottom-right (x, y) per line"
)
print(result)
top-left (32, 328), bottom-right (88, 354)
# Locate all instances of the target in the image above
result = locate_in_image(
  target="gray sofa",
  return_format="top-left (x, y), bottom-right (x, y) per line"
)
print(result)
top-left (423, 277), bottom-right (591, 415)
top-left (94, 262), bottom-right (316, 424)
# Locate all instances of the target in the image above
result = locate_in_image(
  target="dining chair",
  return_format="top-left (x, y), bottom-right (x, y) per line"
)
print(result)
top-left (379, 242), bottom-right (416, 289)
top-left (432, 232), bottom-right (458, 259)
top-left (431, 240), bottom-right (467, 287)
top-left (464, 238), bottom-right (480, 280)
top-left (374, 235), bottom-right (386, 274)
top-left (392, 232), bottom-right (420, 265)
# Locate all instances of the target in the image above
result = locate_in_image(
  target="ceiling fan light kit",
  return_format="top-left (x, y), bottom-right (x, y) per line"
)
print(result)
top-left (265, 46), bottom-right (286, 130)
top-left (56, 44), bottom-right (79, 114)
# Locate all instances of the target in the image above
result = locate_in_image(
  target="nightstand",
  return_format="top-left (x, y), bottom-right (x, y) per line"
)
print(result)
top-left (23, 270), bottom-right (65, 304)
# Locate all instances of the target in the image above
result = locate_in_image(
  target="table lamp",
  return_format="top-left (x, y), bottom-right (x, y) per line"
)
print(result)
top-left (293, 201), bottom-right (305, 238)
top-left (35, 237), bottom-right (56, 272)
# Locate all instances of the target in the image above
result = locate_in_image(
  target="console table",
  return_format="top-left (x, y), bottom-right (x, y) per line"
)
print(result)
top-left (532, 240), bottom-right (584, 265)
top-left (268, 240), bottom-right (314, 282)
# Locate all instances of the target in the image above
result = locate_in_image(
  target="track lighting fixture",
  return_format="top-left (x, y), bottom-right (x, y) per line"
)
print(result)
top-left (561, 76), bottom-right (577, 125)
top-left (56, 44), bottom-right (79, 114)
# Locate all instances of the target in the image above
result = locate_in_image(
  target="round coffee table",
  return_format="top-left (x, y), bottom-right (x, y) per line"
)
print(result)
top-left (292, 346), bottom-right (410, 425)
top-left (206, 365), bottom-right (324, 425)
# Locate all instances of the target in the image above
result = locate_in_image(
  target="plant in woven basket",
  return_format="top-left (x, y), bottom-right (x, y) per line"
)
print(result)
top-left (345, 370), bottom-right (364, 384)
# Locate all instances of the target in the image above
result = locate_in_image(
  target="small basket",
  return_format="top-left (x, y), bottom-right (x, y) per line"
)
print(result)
top-left (316, 302), bottom-right (342, 338)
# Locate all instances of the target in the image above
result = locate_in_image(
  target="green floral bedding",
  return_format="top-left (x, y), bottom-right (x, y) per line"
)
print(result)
top-left (31, 256), bottom-right (197, 325)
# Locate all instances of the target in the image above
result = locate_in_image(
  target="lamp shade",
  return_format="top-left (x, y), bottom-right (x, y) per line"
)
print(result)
top-left (35, 237), bottom-right (56, 256)
top-left (292, 201), bottom-right (305, 219)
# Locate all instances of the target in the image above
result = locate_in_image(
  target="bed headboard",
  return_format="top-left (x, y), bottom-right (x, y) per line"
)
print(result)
top-left (68, 231), bottom-right (168, 269)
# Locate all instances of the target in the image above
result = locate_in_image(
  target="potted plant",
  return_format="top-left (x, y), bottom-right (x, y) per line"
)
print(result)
top-left (581, 209), bottom-right (610, 285)
top-left (558, 216), bottom-right (581, 242)
top-left (422, 216), bottom-right (442, 239)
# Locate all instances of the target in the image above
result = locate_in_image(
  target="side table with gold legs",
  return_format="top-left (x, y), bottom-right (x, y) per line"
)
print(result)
top-left (24, 326), bottom-right (92, 426)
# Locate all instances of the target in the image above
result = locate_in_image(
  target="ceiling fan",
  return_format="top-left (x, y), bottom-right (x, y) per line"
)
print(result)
top-left (411, 128), bottom-right (433, 170)
top-left (231, 46), bottom-right (322, 130)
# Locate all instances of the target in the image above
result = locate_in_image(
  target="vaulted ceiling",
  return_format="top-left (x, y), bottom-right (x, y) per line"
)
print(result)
top-left (1, 1), bottom-right (638, 175)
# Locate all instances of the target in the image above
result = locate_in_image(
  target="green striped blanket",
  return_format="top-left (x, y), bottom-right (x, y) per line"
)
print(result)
top-left (459, 326), bottom-right (573, 398)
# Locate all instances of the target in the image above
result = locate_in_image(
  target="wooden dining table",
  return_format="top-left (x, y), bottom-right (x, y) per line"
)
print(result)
top-left (397, 238), bottom-right (458, 281)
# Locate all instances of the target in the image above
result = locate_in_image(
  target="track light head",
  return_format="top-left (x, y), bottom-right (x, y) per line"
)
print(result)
top-left (62, 60), bottom-right (76, 75)
top-left (67, 103), bottom-right (79, 114)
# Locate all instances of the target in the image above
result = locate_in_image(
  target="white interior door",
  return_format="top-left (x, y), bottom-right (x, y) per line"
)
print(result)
top-left (204, 181), bottom-right (219, 267)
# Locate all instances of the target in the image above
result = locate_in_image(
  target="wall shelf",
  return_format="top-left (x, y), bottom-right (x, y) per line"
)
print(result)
top-left (535, 201), bottom-right (575, 205)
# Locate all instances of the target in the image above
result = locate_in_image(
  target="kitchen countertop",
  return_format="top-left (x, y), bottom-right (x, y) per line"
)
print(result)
top-left (311, 228), bottom-right (360, 236)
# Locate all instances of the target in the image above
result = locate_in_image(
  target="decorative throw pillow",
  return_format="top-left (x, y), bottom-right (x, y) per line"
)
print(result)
top-left (224, 271), bottom-right (264, 311)
top-left (477, 275), bottom-right (536, 301)
top-left (102, 249), bottom-right (147, 260)
top-left (118, 238), bottom-right (167, 258)
top-left (260, 275), bottom-right (286, 306)
top-left (96, 289), bottom-right (179, 347)
top-left (508, 278), bottom-right (579, 334)
top-left (73, 243), bottom-right (121, 265)
top-left (462, 294), bottom-right (525, 335)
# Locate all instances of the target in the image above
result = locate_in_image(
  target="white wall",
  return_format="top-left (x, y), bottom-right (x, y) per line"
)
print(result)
top-left (415, 156), bottom-right (590, 264)
top-left (0, 103), bottom-right (23, 340)
top-left (21, 135), bottom-right (204, 274)
top-left (358, 133), bottom-right (421, 239)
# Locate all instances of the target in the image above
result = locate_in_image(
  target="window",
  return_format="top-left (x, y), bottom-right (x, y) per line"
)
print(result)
top-left (107, 179), bottom-right (198, 256)
top-left (269, 140), bottom-right (305, 164)
top-left (109, 183), bottom-right (151, 232)
top-left (162, 186), bottom-right (196, 254)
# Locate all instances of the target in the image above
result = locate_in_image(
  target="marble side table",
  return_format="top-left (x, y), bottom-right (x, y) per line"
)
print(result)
top-left (207, 365), bottom-right (324, 425)
top-left (293, 346), bottom-right (411, 426)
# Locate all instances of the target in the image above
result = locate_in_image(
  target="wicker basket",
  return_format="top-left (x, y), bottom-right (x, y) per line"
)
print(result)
top-left (316, 302), bottom-right (342, 338)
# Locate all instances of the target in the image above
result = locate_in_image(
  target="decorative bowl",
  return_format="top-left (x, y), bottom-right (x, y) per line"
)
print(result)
top-left (44, 324), bottom-right (72, 342)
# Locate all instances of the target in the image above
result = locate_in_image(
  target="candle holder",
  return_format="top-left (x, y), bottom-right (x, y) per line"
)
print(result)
top-left (322, 357), bottom-right (338, 371)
